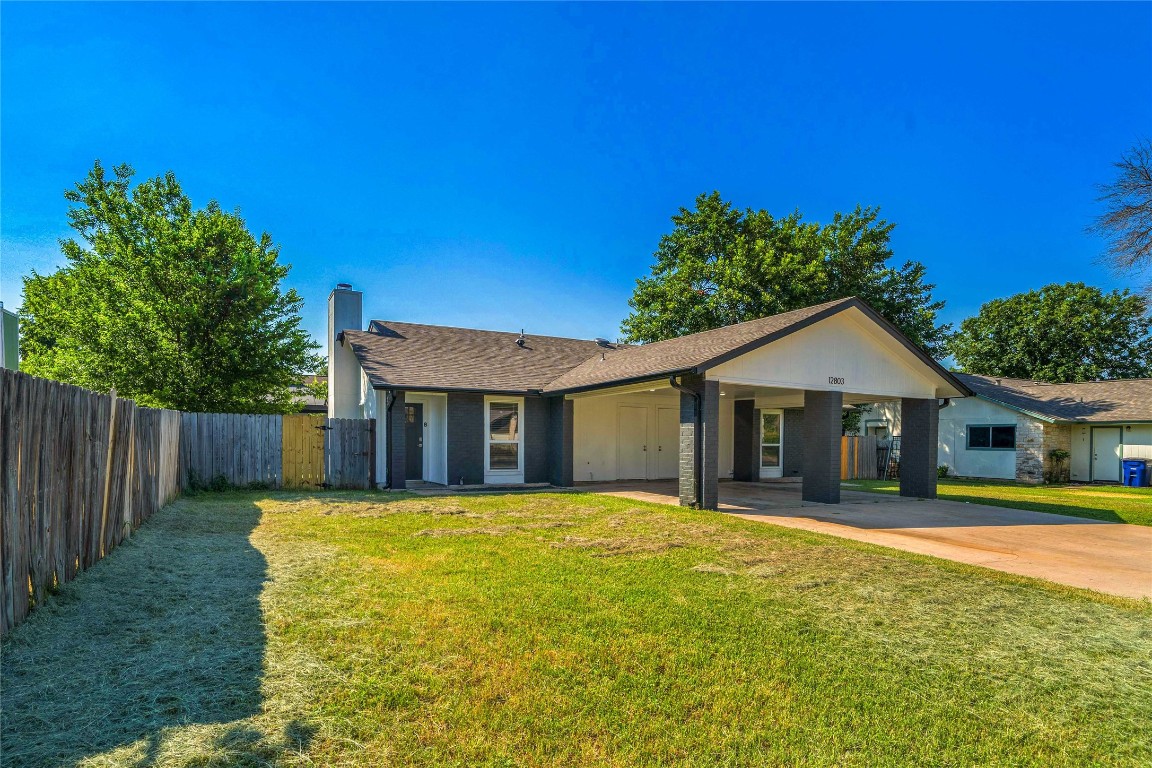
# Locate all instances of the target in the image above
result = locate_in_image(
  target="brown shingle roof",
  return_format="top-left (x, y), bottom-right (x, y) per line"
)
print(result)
top-left (345, 297), bottom-right (968, 397)
top-left (344, 322), bottom-right (607, 393)
top-left (958, 373), bottom-right (1152, 423)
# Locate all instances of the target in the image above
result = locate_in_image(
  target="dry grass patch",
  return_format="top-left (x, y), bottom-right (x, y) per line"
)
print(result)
top-left (3, 490), bottom-right (1150, 767)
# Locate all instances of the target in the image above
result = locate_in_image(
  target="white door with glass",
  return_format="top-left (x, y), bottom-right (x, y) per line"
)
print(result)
top-left (485, 397), bottom-right (524, 484)
top-left (1091, 427), bottom-right (1122, 482)
top-left (617, 406), bottom-right (649, 480)
top-left (760, 410), bottom-right (783, 479)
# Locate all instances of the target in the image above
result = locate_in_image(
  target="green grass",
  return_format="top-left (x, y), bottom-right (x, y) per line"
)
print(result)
top-left (848, 478), bottom-right (1152, 526)
top-left (3, 491), bottom-right (1150, 767)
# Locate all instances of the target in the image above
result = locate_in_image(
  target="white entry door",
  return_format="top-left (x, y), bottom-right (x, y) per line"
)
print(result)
top-left (617, 406), bottom-right (649, 480)
top-left (654, 407), bottom-right (679, 479)
top-left (1092, 427), bottom-right (1122, 482)
top-left (760, 410), bottom-right (784, 479)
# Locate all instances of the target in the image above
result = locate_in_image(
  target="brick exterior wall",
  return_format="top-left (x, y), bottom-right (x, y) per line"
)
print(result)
top-left (547, 396), bottom-right (574, 487)
top-left (523, 396), bottom-right (550, 483)
top-left (386, 390), bottom-right (407, 489)
top-left (446, 392), bottom-right (485, 486)
top-left (900, 397), bottom-right (939, 499)
top-left (802, 390), bottom-right (842, 503)
top-left (782, 408), bottom-right (805, 478)
top-left (732, 399), bottom-right (758, 482)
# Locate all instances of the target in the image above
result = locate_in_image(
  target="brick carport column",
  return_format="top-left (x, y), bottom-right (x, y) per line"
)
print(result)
top-left (386, 390), bottom-right (407, 490)
top-left (802, 389), bottom-right (843, 504)
top-left (899, 397), bottom-right (939, 499)
top-left (677, 373), bottom-right (720, 510)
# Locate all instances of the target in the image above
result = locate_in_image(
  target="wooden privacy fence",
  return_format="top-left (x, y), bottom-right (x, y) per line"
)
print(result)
top-left (179, 413), bottom-right (375, 490)
top-left (1, 370), bottom-right (376, 635)
top-left (180, 412), bottom-right (284, 488)
top-left (841, 435), bottom-right (881, 480)
top-left (0, 370), bottom-right (182, 636)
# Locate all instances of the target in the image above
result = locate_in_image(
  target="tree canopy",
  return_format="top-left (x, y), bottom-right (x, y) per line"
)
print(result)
top-left (20, 162), bottom-right (323, 413)
top-left (621, 192), bottom-right (952, 357)
top-left (950, 282), bottom-right (1152, 382)
top-left (1090, 139), bottom-right (1152, 293)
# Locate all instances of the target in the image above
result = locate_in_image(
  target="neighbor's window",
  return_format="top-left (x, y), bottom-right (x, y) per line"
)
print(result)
top-left (488, 400), bottom-right (520, 470)
top-left (761, 412), bottom-right (781, 468)
top-left (967, 425), bottom-right (1016, 450)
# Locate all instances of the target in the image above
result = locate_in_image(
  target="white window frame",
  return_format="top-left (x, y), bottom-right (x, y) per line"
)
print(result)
top-left (484, 396), bottom-right (525, 484)
top-left (759, 409), bottom-right (784, 479)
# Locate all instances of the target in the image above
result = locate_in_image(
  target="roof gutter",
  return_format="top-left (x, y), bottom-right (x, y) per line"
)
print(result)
top-left (668, 374), bottom-right (701, 509)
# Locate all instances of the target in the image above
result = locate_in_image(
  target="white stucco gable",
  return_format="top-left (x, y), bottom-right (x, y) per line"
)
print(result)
top-left (705, 307), bottom-right (958, 402)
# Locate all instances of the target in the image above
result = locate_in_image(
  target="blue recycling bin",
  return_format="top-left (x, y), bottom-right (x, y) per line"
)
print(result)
top-left (1122, 459), bottom-right (1150, 487)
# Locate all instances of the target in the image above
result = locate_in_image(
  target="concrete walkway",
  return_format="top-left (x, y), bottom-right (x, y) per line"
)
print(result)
top-left (586, 481), bottom-right (1152, 599)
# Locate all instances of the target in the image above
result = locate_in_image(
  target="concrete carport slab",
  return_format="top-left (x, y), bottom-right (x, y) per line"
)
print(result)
top-left (585, 480), bottom-right (1152, 599)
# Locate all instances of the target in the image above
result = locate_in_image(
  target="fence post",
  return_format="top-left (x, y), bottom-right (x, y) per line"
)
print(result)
top-left (121, 404), bottom-right (136, 539)
top-left (99, 389), bottom-right (119, 558)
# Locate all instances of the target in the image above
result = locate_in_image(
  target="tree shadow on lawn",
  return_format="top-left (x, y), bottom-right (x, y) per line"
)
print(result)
top-left (0, 499), bottom-right (311, 767)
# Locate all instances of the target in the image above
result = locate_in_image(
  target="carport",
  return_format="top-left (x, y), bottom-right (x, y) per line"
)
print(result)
top-left (555, 298), bottom-right (971, 510)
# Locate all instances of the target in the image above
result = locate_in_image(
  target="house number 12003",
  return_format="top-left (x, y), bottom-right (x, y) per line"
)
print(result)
top-left (828, 376), bottom-right (846, 386)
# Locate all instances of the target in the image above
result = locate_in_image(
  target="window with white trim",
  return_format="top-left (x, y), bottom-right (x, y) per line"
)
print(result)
top-left (487, 399), bottom-right (522, 472)
top-left (967, 424), bottom-right (1016, 450)
top-left (761, 411), bottom-right (781, 469)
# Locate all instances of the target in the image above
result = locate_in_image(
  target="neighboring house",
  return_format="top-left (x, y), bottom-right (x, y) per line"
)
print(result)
top-left (870, 374), bottom-right (1152, 483)
top-left (327, 284), bottom-right (969, 509)
top-left (0, 303), bottom-right (18, 371)
top-left (291, 374), bottom-right (328, 414)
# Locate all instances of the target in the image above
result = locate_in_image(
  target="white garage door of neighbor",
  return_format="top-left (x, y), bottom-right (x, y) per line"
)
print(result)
top-left (1092, 427), bottom-right (1122, 482)
top-left (654, 406), bottom-right (679, 479)
top-left (617, 406), bottom-right (649, 480)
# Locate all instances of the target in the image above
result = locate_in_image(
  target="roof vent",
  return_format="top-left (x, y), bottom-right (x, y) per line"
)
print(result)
top-left (516, 329), bottom-right (526, 348)
top-left (336, 282), bottom-right (353, 290)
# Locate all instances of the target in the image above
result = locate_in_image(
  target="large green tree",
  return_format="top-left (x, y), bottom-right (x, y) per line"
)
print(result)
top-left (950, 282), bottom-right (1152, 382)
top-left (20, 162), bottom-right (323, 413)
top-left (621, 192), bottom-right (951, 357)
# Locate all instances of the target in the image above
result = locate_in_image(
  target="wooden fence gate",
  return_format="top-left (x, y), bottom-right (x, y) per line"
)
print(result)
top-left (281, 414), bottom-right (326, 489)
top-left (325, 417), bottom-right (375, 490)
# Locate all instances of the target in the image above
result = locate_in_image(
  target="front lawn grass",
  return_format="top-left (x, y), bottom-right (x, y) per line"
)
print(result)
top-left (848, 478), bottom-right (1152, 526)
top-left (2, 491), bottom-right (1150, 766)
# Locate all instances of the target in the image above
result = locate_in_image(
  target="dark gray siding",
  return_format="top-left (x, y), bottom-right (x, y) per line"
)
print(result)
top-left (523, 396), bottom-right (550, 483)
top-left (732, 399), bottom-right (758, 481)
top-left (547, 397), bottom-right (574, 487)
top-left (446, 392), bottom-right (484, 485)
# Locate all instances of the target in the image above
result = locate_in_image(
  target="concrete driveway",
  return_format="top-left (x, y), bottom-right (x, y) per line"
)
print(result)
top-left (586, 480), bottom-right (1152, 599)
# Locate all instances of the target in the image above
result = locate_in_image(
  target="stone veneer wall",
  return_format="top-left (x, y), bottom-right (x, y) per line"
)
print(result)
top-left (1015, 417), bottom-right (1073, 483)
top-left (1014, 415), bottom-right (1045, 483)
top-left (1042, 422), bottom-right (1072, 482)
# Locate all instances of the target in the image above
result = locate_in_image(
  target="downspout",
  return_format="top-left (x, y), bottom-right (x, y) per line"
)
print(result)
top-left (669, 374), bottom-right (702, 508)
top-left (384, 390), bottom-right (398, 490)
top-left (938, 398), bottom-right (951, 410)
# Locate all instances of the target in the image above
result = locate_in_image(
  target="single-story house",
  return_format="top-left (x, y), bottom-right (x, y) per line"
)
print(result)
top-left (869, 374), bottom-right (1152, 483)
top-left (327, 284), bottom-right (970, 509)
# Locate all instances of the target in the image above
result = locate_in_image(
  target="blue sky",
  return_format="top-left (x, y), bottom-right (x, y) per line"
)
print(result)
top-left (2, 2), bottom-right (1149, 350)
